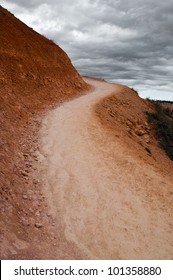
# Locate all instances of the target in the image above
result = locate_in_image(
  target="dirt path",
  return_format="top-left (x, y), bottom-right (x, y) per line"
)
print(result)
top-left (38, 78), bottom-right (173, 259)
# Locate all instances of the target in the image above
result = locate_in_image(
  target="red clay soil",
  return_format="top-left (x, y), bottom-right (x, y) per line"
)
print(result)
top-left (0, 5), bottom-right (89, 259)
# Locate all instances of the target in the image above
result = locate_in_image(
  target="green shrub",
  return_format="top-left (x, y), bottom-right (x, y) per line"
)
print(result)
top-left (163, 107), bottom-right (173, 118)
top-left (146, 100), bottom-right (173, 161)
top-left (130, 88), bottom-right (139, 96)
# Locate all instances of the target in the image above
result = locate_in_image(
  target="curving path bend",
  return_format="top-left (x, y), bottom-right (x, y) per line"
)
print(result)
top-left (38, 78), bottom-right (173, 260)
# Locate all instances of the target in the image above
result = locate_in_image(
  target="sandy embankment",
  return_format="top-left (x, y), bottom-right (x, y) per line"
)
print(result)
top-left (38, 78), bottom-right (173, 259)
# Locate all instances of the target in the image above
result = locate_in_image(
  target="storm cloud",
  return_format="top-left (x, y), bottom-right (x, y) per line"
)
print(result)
top-left (1, 0), bottom-right (173, 100)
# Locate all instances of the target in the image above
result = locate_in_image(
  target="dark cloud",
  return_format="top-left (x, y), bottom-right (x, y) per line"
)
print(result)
top-left (1, 0), bottom-right (173, 100)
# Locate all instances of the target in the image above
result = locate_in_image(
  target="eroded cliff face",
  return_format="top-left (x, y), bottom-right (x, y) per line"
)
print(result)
top-left (0, 5), bottom-right (88, 110)
top-left (0, 5), bottom-right (89, 259)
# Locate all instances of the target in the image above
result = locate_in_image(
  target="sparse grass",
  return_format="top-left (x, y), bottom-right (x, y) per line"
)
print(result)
top-left (146, 99), bottom-right (173, 161)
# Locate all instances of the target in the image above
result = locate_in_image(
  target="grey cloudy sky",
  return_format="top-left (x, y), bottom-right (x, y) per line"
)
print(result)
top-left (1, 0), bottom-right (173, 100)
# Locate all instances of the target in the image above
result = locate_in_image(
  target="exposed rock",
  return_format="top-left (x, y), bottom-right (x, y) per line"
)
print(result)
top-left (35, 223), bottom-right (43, 229)
top-left (143, 135), bottom-right (150, 143)
top-left (135, 129), bottom-right (146, 136)
top-left (21, 171), bottom-right (28, 177)
top-left (25, 163), bottom-right (32, 168)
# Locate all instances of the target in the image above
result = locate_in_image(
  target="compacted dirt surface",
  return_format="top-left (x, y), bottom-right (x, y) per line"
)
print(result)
top-left (38, 78), bottom-right (173, 260)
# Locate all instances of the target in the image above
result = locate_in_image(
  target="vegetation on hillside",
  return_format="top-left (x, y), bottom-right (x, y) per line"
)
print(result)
top-left (146, 100), bottom-right (173, 161)
top-left (130, 88), bottom-right (139, 96)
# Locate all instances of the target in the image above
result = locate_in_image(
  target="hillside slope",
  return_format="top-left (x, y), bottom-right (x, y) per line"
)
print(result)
top-left (0, 5), bottom-right (89, 259)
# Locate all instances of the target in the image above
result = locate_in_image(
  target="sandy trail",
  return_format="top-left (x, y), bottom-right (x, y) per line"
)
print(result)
top-left (39, 78), bottom-right (173, 259)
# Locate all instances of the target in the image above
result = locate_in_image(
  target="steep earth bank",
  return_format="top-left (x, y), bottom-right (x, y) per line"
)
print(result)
top-left (0, 5), bottom-right (89, 259)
